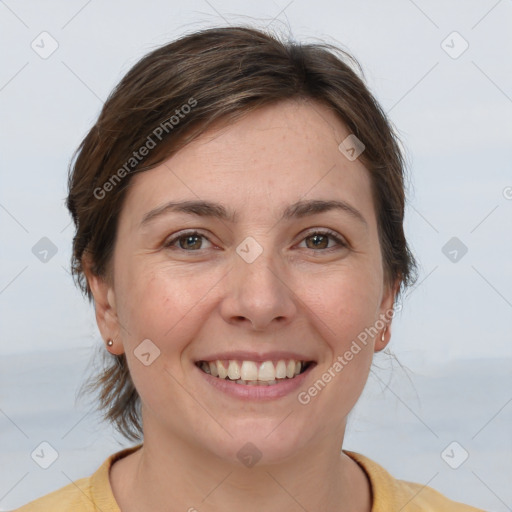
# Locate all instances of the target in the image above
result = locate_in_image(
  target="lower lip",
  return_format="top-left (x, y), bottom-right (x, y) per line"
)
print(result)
top-left (195, 363), bottom-right (316, 401)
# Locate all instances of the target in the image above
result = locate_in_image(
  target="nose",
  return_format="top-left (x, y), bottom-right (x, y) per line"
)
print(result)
top-left (220, 247), bottom-right (297, 332)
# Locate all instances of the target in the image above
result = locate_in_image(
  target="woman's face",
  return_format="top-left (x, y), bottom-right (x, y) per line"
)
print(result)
top-left (91, 99), bottom-right (397, 464)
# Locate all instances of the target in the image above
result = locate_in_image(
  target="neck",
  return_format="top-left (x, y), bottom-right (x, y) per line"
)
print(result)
top-left (111, 422), bottom-right (371, 512)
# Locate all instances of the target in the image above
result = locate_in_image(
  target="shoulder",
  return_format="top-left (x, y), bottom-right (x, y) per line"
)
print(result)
top-left (11, 444), bottom-right (143, 512)
top-left (391, 479), bottom-right (484, 511)
top-left (344, 450), bottom-right (485, 512)
top-left (12, 475), bottom-right (95, 511)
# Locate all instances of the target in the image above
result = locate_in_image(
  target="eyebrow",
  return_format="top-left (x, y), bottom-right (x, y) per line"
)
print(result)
top-left (139, 198), bottom-right (368, 228)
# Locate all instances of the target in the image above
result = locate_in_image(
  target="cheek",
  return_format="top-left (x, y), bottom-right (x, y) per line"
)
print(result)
top-left (312, 268), bottom-right (382, 344)
top-left (114, 264), bottom-right (206, 399)
top-left (310, 271), bottom-right (380, 385)
top-left (116, 262), bottom-right (205, 341)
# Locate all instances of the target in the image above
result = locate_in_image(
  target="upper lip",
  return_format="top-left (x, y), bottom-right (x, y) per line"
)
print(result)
top-left (195, 351), bottom-right (316, 363)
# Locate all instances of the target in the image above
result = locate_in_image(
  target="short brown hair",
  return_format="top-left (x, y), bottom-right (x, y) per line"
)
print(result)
top-left (69, 25), bottom-right (418, 441)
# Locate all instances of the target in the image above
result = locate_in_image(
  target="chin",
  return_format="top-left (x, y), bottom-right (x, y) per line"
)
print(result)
top-left (202, 419), bottom-right (312, 468)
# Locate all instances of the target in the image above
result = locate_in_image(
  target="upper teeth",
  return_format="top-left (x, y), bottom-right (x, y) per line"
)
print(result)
top-left (199, 359), bottom-right (305, 381)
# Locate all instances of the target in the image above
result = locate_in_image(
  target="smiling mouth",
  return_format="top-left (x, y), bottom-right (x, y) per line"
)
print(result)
top-left (195, 359), bottom-right (315, 386)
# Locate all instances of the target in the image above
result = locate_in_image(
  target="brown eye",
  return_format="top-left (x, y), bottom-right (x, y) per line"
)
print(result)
top-left (305, 233), bottom-right (329, 249)
top-left (300, 230), bottom-right (347, 251)
top-left (165, 231), bottom-right (211, 251)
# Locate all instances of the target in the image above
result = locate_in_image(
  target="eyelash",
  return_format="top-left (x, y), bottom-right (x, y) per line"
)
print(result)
top-left (163, 229), bottom-right (348, 253)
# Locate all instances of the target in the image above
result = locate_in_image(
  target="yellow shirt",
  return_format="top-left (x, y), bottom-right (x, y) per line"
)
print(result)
top-left (13, 444), bottom-right (484, 511)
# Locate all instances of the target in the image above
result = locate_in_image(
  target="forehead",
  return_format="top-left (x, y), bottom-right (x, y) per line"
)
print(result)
top-left (121, 100), bottom-right (377, 229)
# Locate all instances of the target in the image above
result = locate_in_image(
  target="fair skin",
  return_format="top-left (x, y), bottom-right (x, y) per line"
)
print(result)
top-left (85, 99), bottom-right (399, 512)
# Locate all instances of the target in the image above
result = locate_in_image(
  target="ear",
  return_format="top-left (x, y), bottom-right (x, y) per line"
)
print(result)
top-left (374, 278), bottom-right (401, 353)
top-left (83, 254), bottom-right (125, 355)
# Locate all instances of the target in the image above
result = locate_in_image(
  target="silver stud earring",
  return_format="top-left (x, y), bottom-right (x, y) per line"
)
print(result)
top-left (107, 339), bottom-right (114, 347)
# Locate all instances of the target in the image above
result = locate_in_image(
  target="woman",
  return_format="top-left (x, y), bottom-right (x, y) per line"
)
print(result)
top-left (15, 26), bottom-right (483, 511)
